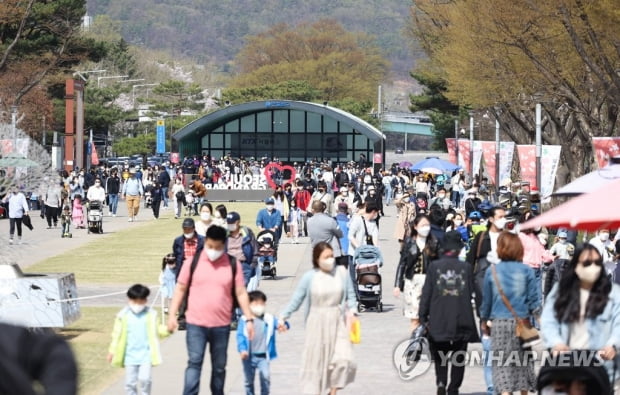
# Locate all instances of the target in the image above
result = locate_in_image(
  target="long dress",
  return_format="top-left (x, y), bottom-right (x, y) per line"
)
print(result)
top-left (301, 267), bottom-right (356, 394)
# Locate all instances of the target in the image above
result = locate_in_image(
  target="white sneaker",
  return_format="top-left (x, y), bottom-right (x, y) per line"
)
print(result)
top-left (112, 214), bottom-right (116, 217)
top-left (9, 238), bottom-right (14, 245)
top-left (128, 217), bottom-right (133, 222)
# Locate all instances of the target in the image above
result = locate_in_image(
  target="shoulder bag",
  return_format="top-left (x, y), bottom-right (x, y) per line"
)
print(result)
top-left (490, 264), bottom-right (540, 348)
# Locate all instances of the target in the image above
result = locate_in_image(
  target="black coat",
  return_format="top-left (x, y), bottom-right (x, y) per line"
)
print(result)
top-left (0, 323), bottom-right (77, 395)
top-left (394, 235), bottom-right (440, 290)
top-left (418, 254), bottom-right (481, 343)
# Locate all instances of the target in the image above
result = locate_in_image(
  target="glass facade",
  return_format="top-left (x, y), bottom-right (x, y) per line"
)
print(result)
top-left (197, 109), bottom-right (373, 163)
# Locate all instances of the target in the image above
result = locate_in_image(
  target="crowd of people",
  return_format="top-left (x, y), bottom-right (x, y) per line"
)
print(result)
top-left (5, 154), bottom-right (620, 395)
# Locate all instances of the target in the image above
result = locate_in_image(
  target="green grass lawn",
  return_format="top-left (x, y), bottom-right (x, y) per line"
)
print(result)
top-left (60, 307), bottom-right (123, 395)
top-left (25, 202), bottom-right (263, 284)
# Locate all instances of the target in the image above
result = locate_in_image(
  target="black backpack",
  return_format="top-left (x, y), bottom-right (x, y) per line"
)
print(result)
top-left (185, 246), bottom-right (239, 312)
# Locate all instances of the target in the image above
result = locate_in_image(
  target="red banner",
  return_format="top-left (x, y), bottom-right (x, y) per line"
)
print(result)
top-left (517, 145), bottom-right (537, 188)
top-left (91, 142), bottom-right (99, 165)
top-left (592, 137), bottom-right (620, 168)
top-left (446, 138), bottom-right (457, 165)
top-left (480, 141), bottom-right (497, 184)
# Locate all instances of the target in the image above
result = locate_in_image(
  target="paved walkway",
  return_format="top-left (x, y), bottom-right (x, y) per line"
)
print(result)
top-left (97, 204), bottom-right (487, 395)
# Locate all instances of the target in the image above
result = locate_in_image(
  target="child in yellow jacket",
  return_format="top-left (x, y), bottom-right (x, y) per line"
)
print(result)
top-left (107, 284), bottom-right (168, 395)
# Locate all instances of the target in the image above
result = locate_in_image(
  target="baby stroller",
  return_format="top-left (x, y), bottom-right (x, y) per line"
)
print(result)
top-left (537, 350), bottom-right (613, 395)
top-left (353, 244), bottom-right (384, 312)
top-left (257, 230), bottom-right (278, 279)
top-left (60, 205), bottom-right (72, 238)
top-left (86, 200), bottom-right (104, 234)
top-left (184, 192), bottom-right (195, 216)
top-left (144, 186), bottom-right (153, 209)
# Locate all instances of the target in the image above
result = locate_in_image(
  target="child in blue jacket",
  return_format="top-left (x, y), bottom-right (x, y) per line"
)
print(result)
top-left (237, 290), bottom-right (289, 395)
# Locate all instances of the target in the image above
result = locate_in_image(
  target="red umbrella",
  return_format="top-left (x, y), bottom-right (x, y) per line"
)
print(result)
top-left (521, 178), bottom-right (620, 231)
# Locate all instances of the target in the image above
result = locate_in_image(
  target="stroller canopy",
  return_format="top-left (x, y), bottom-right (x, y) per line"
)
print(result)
top-left (353, 245), bottom-right (384, 267)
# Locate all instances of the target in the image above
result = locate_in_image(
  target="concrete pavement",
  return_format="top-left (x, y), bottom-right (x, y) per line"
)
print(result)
top-left (98, 203), bottom-right (487, 395)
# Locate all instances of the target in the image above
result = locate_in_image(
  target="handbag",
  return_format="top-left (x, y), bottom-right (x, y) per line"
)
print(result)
top-left (490, 264), bottom-right (541, 348)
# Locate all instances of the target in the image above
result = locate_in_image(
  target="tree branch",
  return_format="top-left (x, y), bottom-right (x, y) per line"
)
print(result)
top-left (0, 0), bottom-right (37, 71)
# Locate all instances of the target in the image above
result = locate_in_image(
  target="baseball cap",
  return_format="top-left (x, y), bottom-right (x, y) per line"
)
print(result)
top-left (182, 218), bottom-right (195, 228)
top-left (226, 212), bottom-right (240, 224)
top-left (557, 231), bottom-right (568, 238)
top-left (264, 197), bottom-right (275, 204)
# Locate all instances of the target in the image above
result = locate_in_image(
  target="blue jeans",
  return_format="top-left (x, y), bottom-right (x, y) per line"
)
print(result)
top-left (161, 187), bottom-right (169, 207)
top-left (384, 185), bottom-right (393, 205)
top-left (183, 324), bottom-right (231, 395)
top-left (481, 334), bottom-right (493, 395)
top-left (108, 193), bottom-right (119, 215)
top-left (242, 354), bottom-right (270, 395)
top-left (125, 362), bottom-right (152, 395)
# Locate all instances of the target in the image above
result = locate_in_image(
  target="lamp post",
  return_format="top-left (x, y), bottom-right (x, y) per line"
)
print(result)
top-left (132, 83), bottom-right (159, 107)
top-left (535, 103), bottom-right (542, 190)
top-left (495, 118), bottom-right (501, 199)
top-left (454, 118), bottom-right (459, 167)
top-left (97, 75), bottom-right (128, 88)
top-left (11, 105), bottom-right (17, 151)
top-left (469, 112), bottom-right (474, 178)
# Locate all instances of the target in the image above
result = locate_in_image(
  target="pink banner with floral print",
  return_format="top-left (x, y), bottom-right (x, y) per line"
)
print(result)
top-left (517, 145), bottom-right (537, 188)
top-left (480, 141), bottom-right (497, 184)
top-left (592, 137), bottom-right (620, 168)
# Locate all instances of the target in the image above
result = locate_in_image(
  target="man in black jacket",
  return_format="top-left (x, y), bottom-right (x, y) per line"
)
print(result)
top-left (105, 168), bottom-right (121, 217)
top-left (157, 166), bottom-right (172, 209)
top-left (419, 231), bottom-right (480, 395)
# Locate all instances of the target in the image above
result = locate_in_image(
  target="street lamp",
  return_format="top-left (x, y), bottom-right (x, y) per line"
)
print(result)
top-left (132, 83), bottom-right (159, 107)
top-left (11, 105), bottom-right (18, 151)
top-left (73, 69), bottom-right (106, 81)
top-left (469, 111), bottom-right (474, 179)
top-left (495, 117), bottom-right (501, 199)
top-left (535, 103), bottom-right (542, 190)
top-left (97, 75), bottom-right (128, 88)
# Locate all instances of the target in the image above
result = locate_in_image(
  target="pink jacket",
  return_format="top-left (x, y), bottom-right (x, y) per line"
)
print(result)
top-left (519, 232), bottom-right (554, 269)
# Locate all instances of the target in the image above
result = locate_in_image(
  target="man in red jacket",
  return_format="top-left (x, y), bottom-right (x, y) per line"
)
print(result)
top-left (293, 180), bottom-right (311, 237)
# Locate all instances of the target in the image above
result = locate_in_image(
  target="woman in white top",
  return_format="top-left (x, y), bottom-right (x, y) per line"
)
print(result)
top-left (170, 178), bottom-right (185, 219)
top-left (541, 244), bottom-right (620, 383)
top-left (194, 202), bottom-right (214, 237)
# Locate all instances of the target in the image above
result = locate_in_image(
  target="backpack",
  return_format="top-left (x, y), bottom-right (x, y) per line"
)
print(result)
top-left (185, 247), bottom-right (239, 312)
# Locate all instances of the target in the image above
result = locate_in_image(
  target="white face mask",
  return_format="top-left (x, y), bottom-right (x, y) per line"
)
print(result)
top-left (454, 220), bottom-right (463, 227)
top-left (250, 304), bottom-right (265, 317)
top-left (493, 218), bottom-right (507, 230)
top-left (129, 303), bottom-right (146, 314)
top-left (228, 224), bottom-right (237, 231)
top-left (200, 212), bottom-right (211, 221)
top-left (206, 248), bottom-right (224, 261)
top-left (417, 225), bottom-right (431, 237)
top-left (575, 263), bottom-right (602, 284)
top-left (183, 232), bottom-right (194, 239)
top-left (318, 257), bottom-right (335, 272)
top-left (266, 205), bottom-right (274, 211)
top-left (599, 232), bottom-right (610, 242)
top-left (559, 239), bottom-right (567, 244)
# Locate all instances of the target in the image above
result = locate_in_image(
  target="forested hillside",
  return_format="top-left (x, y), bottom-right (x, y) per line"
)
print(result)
top-left (87, 0), bottom-right (415, 76)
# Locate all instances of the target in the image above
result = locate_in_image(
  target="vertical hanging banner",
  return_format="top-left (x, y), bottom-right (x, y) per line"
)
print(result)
top-left (91, 142), bottom-right (99, 165)
top-left (446, 138), bottom-right (457, 166)
top-left (480, 141), bottom-right (497, 183)
top-left (472, 141), bottom-right (483, 177)
top-left (591, 137), bottom-right (620, 168)
top-left (540, 145), bottom-right (562, 200)
top-left (156, 119), bottom-right (166, 154)
top-left (517, 145), bottom-right (537, 188)
top-left (498, 141), bottom-right (515, 185)
top-left (457, 140), bottom-right (471, 175)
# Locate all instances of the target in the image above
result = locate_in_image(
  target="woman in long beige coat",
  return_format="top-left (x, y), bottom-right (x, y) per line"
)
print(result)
top-left (393, 192), bottom-right (417, 244)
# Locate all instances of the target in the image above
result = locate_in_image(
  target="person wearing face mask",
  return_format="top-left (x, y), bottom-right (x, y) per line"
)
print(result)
top-left (364, 185), bottom-right (383, 228)
top-left (394, 214), bottom-right (440, 333)
top-left (518, 217), bottom-right (554, 282)
top-left (293, 181), bottom-right (312, 237)
top-left (168, 226), bottom-right (255, 395)
top-left (589, 229), bottom-right (616, 268)
top-left (479, 232), bottom-right (541, 395)
top-left (3, 187), bottom-right (29, 245)
top-left (348, 202), bottom-right (380, 259)
top-left (226, 212), bottom-right (259, 287)
top-left (122, 169), bottom-right (144, 222)
top-left (465, 206), bottom-right (506, 395)
top-left (256, 197), bottom-right (283, 242)
top-left (237, 290), bottom-right (289, 395)
top-left (311, 181), bottom-right (334, 219)
top-left (195, 202), bottom-right (214, 237)
top-left (544, 231), bottom-right (576, 297)
top-left (171, 177), bottom-right (185, 219)
top-left (279, 242), bottom-right (358, 395)
top-left (107, 284), bottom-right (167, 395)
top-left (171, 218), bottom-right (205, 329)
top-left (541, 244), bottom-right (620, 385)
